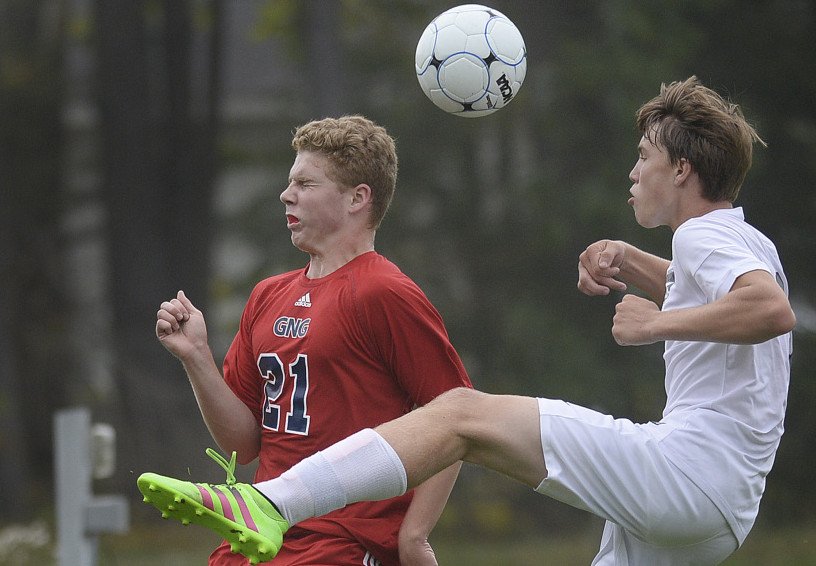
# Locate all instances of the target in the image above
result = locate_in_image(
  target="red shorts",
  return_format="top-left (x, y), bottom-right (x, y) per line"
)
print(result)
top-left (208, 532), bottom-right (384, 566)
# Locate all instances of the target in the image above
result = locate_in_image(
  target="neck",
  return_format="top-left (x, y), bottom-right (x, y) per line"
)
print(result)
top-left (305, 239), bottom-right (375, 279)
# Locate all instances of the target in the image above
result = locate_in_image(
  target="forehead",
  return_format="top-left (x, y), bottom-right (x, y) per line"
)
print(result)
top-left (638, 135), bottom-right (662, 154)
top-left (289, 151), bottom-right (331, 179)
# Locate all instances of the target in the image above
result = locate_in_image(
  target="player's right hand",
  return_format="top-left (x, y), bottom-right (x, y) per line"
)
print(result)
top-left (577, 239), bottom-right (628, 296)
top-left (156, 290), bottom-right (208, 360)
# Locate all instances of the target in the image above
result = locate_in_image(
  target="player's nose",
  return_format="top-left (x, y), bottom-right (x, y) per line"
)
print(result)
top-left (280, 184), bottom-right (295, 204)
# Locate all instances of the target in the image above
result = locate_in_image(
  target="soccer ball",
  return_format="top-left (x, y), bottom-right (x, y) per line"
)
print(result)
top-left (415, 4), bottom-right (527, 118)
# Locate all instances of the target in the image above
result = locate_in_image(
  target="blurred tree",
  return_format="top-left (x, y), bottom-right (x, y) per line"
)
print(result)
top-left (1, 0), bottom-right (813, 534)
top-left (303, 0), bottom-right (348, 115)
top-left (0, 0), bottom-right (68, 520)
top-left (92, 0), bottom-right (224, 479)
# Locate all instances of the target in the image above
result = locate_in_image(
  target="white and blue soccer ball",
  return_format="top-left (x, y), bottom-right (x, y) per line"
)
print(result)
top-left (415, 4), bottom-right (527, 118)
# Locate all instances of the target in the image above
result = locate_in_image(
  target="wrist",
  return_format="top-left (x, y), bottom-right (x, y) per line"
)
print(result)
top-left (399, 526), bottom-right (431, 544)
top-left (180, 345), bottom-right (218, 375)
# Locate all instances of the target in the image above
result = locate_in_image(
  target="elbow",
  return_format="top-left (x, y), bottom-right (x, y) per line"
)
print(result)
top-left (226, 446), bottom-right (258, 466)
top-left (218, 437), bottom-right (260, 466)
top-left (776, 306), bottom-right (797, 335)
top-left (758, 303), bottom-right (796, 343)
top-left (236, 451), bottom-right (257, 466)
top-left (236, 438), bottom-right (261, 465)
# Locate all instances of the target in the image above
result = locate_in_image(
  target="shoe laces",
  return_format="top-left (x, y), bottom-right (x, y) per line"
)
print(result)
top-left (206, 448), bottom-right (238, 486)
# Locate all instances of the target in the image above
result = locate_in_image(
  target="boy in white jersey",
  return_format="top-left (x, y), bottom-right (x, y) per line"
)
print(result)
top-left (139, 77), bottom-right (796, 565)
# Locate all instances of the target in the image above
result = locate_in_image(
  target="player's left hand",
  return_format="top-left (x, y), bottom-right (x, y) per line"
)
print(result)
top-left (577, 239), bottom-right (628, 296)
top-left (612, 293), bottom-right (660, 346)
top-left (398, 536), bottom-right (438, 566)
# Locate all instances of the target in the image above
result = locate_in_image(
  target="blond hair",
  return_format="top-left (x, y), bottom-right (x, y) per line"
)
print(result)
top-left (292, 115), bottom-right (397, 229)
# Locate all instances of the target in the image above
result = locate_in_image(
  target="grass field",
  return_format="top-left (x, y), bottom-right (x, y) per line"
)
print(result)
top-left (5, 519), bottom-right (813, 564)
top-left (433, 524), bottom-right (816, 565)
top-left (92, 521), bottom-right (814, 565)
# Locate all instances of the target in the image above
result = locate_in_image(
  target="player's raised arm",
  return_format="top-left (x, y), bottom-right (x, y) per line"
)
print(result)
top-left (613, 269), bottom-right (796, 346)
top-left (156, 290), bottom-right (261, 462)
top-left (578, 240), bottom-right (670, 305)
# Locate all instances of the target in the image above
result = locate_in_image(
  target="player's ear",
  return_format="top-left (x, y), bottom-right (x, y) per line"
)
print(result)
top-left (349, 183), bottom-right (371, 210)
top-left (675, 158), bottom-right (693, 186)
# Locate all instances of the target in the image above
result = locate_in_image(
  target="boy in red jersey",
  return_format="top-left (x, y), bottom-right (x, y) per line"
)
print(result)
top-left (150, 116), bottom-right (472, 566)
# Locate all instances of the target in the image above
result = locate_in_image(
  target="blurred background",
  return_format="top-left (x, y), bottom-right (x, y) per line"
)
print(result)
top-left (1, 0), bottom-right (814, 563)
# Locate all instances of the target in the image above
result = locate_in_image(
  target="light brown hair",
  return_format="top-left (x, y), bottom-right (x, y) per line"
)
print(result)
top-left (636, 76), bottom-right (766, 203)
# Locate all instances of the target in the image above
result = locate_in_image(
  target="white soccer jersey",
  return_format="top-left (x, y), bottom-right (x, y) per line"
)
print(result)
top-left (658, 207), bottom-right (793, 544)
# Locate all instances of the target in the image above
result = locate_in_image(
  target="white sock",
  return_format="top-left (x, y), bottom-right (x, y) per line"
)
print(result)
top-left (254, 428), bottom-right (407, 526)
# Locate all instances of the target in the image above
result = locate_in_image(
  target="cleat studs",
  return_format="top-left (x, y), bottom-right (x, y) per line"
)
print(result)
top-left (148, 483), bottom-right (158, 492)
top-left (229, 544), bottom-right (239, 553)
top-left (167, 504), bottom-right (176, 511)
top-left (195, 509), bottom-right (204, 516)
top-left (174, 495), bottom-right (183, 503)
top-left (142, 496), bottom-right (150, 503)
top-left (161, 512), bottom-right (170, 519)
top-left (181, 518), bottom-right (191, 526)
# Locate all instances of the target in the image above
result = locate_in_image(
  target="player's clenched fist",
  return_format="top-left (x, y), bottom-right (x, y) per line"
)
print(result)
top-left (577, 239), bottom-right (628, 296)
top-left (156, 290), bottom-right (208, 360)
top-left (612, 293), bottom-right (660, 346)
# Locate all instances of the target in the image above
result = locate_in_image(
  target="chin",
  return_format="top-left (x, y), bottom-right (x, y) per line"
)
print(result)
top-left (634, 213), bottom-right (657, 229)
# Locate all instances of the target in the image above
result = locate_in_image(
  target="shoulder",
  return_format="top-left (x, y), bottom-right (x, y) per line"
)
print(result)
top-left (345, 254), bottom-right (438, 323)
top-left (673, 209), bottom-right (780, 291)
top-left (350, 253), bottom-right (422, 295)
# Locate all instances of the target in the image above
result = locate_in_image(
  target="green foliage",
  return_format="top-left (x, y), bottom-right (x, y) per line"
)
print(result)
top-left (221, 0), bottom-right (816, 531)
top-left (3, 0), bottom-right (814, 537)
top-left (252, 0), bottom-right (299, 45)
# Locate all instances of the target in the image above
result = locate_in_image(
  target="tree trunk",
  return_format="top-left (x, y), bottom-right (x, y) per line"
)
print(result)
top-left (93, 0), bottom-right (222, 479)
top-left (0, 0), bottom-right (67, 519)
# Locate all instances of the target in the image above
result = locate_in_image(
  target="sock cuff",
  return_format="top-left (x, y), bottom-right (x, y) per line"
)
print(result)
top-left (324, 428), bottom-right (408, 501)
top-left (371, 429), bottom-right (408, 495)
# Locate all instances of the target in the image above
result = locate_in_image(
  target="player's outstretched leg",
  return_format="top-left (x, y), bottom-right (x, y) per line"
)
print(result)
top-left (138, 449), bottom-right (290, 565)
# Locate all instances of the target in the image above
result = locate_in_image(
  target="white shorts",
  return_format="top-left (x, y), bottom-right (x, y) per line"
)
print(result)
top-left (534, 398), bottom-right (738, 566)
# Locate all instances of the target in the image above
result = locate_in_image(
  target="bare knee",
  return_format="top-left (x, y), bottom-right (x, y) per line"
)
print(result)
top-left (427, 387), bottom-right (488, 426)
top-left (431, 386), bottom-right (486, 407)
top-left (413, 388), bottom-right (489, 449)
top-left (428, 390), bottom-right (547, 487)
top-left (425, 388), bottom-right (512, 446)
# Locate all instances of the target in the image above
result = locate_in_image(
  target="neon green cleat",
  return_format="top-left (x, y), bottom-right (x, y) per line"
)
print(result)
top-left (138, 449), bottom-right (289, 565)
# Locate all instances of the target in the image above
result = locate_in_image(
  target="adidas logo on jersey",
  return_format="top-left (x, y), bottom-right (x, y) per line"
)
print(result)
top-left (294, 293), bottom-right (312, 307)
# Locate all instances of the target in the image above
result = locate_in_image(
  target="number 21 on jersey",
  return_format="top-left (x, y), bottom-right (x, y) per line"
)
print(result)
top-left (258, 353), bottom-right (311, 435)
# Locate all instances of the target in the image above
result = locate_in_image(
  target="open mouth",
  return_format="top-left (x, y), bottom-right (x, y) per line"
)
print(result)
top-left (286, 214), bottom-right (299, 227)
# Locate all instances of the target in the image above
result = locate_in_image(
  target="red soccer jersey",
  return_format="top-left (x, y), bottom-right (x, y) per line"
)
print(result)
top-left (210, 252), bottom-right (472, 566)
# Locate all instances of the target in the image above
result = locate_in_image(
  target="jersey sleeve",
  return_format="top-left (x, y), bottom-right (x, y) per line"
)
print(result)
top-left (673, 220), bottom-right (772, 302)
top-left (355, 273), bottom-right (472, 406)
